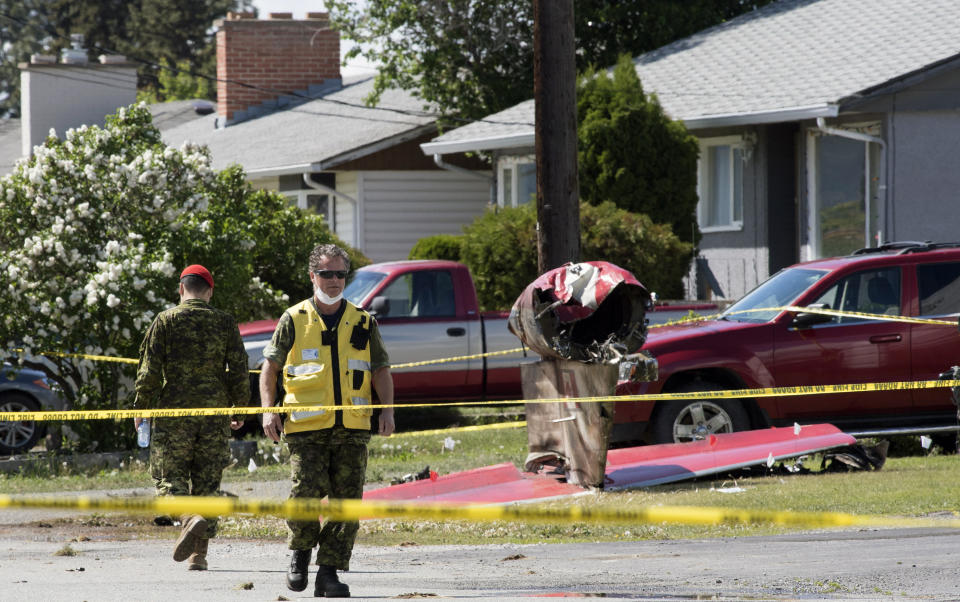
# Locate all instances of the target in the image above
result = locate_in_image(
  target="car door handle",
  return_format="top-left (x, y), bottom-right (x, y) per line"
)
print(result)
top-left (869, 334), bottom-right (902, 344)
top-left (446, 327), bottom-right (466, 337)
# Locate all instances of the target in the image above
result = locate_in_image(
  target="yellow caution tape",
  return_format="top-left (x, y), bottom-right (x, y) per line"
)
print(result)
top-left (11, 348), bottom-right (138, 365)
top-left (4, 379), bottom-right (959, 422)
top-left (392, 347), bottom-right (528, 369)
top-left (391, 420), bottom-right (526, 438)
top-left (0, 494), bottom-right (958, 530)
top-left (650, 306), bottom-right (957, 328)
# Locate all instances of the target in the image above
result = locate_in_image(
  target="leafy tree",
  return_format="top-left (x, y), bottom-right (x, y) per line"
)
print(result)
top-left (578, 55), bottom-right (700, 247)
top-left (136, 59), bottom-right (212, 103)
top-left (576, 0), bottom-right (777, 74)
top-left (0, 1), bottom-right (58, 117)
top-left (0, 103), bottom-right (360, 451)
top-left (327, 0), bottom-right (775, 121)
top-left (327, 0), bottom-right (534, 124)
top-left (458, 201), bottom-right (691, 311)
top-left (122, 0), bottom-right (248, 94)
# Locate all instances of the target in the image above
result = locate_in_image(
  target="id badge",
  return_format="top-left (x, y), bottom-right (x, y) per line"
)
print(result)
top-left (301, 348), bottom-right (320, 361)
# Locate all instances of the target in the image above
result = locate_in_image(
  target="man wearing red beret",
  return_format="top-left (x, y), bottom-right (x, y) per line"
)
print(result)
top-left (133, 264), bottom-right (249, 571)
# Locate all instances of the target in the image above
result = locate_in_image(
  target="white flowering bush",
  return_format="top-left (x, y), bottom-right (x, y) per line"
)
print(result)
top-left (0, 103), bottom-right (360, 451)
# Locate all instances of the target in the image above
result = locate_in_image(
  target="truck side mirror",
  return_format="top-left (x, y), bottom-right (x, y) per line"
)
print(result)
top-left (369, 296), bottom-right (390, 318)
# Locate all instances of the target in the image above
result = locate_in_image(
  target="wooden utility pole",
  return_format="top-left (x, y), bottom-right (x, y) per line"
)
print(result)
top-left (533, 0), bottom-right (579, 274)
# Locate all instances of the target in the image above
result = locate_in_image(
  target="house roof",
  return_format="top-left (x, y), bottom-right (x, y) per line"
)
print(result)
top-left (422, 0), bottom-right (960, 154)
top-left (162, 77), bottom-right (437, 177)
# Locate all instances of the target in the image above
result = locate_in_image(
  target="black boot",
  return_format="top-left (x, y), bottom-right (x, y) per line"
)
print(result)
top-left (285, 549), bottom-right (312, 592)
top-left (315, 564), bottom-right (350, 598)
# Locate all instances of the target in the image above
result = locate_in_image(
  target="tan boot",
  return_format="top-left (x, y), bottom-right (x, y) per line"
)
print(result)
top-left (187, 538), bottom-right (208, 571)
top-left (173, 514), bottom-right (207, 562)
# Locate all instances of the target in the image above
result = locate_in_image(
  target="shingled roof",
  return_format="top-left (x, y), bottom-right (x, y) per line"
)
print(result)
top-left (423, 0), bottom-right (960, 154)
top-left (162, 76), bottom-right (437, 177)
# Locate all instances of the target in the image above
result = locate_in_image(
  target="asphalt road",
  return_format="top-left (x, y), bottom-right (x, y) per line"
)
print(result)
top-left (2, 510), bottom-right (960, 601)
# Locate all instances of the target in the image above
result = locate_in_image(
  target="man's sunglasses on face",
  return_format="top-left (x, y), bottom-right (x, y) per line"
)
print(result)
top-left (314, 270), bottom-right (348, 280)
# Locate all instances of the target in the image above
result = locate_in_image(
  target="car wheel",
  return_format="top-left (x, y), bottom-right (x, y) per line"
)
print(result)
top-left (651, 381), bottom-right (750, 444)
top-left (0, 393), bottom-right (43, 455)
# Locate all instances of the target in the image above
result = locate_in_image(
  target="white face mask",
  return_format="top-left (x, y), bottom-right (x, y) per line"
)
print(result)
top-left (315, 286), bottom-right (343, 305)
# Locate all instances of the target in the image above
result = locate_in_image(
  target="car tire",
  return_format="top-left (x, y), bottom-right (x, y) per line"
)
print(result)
top-left (651, 380), bottom-right (750, 444)
top-left (0, 393), bottom-right (43, 455)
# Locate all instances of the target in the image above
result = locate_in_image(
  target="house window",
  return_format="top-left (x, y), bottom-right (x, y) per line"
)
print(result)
top-left (497, 156), bottom-right (536, 207)
top-left (806, 123), bottom-right (881, 258)
top-left (698, 137), bottom-right (744, 232)
top-left (282, 190), bottom-right (335, 229)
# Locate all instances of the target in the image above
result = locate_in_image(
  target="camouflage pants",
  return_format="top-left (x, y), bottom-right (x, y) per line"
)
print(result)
top-left (150, 415), bottom-right (231, 539)
top-left (285, 427), bottom-right (370, 570)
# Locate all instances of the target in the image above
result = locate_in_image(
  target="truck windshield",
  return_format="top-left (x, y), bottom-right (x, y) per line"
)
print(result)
top-left (345, 271), bottom-right (387, 305)
top-left (721, 268), bottom-right (827, 323)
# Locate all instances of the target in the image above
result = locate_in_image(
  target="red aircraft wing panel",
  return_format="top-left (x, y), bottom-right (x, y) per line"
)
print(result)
top-left (363, 425), bottom-right (856, 503)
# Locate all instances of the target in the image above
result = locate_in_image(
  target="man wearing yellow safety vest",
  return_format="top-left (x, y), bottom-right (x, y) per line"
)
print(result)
top-left (260, 243), bottom-right (395, 598)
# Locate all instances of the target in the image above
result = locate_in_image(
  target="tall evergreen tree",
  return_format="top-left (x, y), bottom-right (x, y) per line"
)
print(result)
top-left (578, 55), bottom-right (701, 247)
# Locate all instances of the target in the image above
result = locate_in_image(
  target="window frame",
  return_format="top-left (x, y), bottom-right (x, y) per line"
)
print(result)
top-left (697, 135), bottom-right (745, 233)
top-left (497, 155), bottom-right (536, 208)
top-left (280, 189), bottom-right (335, 230)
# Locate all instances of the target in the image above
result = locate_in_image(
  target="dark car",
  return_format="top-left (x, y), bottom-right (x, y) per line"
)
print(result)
top-left (0, 364), bottom-right (68, 455)
top-left (614, 242), bottom-right (960, 444)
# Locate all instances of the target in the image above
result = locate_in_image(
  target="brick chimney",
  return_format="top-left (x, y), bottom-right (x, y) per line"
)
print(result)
top-left (215, 11), bottom-right (341, 126)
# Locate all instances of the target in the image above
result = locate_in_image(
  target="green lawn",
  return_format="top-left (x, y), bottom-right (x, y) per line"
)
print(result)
top-left (3, 423), bottom-right (959, 546)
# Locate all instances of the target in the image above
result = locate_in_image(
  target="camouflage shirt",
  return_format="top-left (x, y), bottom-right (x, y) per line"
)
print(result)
top-left (134, 298), bottom-right (249, 409)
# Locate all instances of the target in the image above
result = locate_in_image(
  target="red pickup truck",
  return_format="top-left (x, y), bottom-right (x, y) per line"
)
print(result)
top-left (616, 242), bottom-right (960, 445)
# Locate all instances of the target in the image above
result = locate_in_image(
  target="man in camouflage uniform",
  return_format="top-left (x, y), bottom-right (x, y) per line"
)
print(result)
top-left (260, 243), bottom-right (395, 598)
top-left (133, 264), bottom-right (249, 571)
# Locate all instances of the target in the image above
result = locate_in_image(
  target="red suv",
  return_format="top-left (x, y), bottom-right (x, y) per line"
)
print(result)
top-left (614, 242), bottom-right (960, 444)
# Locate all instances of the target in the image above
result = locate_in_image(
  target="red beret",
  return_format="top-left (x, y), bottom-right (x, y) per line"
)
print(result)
top-left (180, 264), bottom-right (214, 289)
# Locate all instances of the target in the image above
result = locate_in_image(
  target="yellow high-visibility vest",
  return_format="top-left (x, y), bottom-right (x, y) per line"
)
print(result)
top-left (282, 299), bottom-right (373, 433)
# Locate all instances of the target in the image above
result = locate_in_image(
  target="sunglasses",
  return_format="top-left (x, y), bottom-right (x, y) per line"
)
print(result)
top-left (314, 269), bottom-right (348, 280)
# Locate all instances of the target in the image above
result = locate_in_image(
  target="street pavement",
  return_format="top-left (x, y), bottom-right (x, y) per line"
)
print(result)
top-left (2, 520), bottom-right (960, 600)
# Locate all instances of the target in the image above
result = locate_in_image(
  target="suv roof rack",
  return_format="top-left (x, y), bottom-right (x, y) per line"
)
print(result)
top-left (851, 241), bottom-right (960, 255)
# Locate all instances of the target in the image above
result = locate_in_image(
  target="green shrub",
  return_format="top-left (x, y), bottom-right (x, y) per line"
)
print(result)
top-left (459, 205), bottom-right (539, 311)
top-left (408, 234), bottom-right (464, 261)
top-left (459, 202), bottom-right (692, 310)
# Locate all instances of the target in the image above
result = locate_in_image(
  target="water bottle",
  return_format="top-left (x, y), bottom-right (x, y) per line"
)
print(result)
top-left (137, 419), bottom-right (150, 448)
